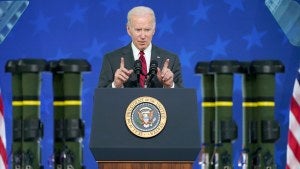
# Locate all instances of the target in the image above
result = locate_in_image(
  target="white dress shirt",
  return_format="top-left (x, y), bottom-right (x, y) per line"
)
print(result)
top-left (131, 42), bottom-right (152, 73)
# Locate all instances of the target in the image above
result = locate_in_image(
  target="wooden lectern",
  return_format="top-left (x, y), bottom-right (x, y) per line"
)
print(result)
top-left (90, 88), bottom-right (200, 169)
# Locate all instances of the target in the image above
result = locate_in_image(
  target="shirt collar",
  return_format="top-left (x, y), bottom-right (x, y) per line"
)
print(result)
top-left (131, 42), bottom-right (152, 61)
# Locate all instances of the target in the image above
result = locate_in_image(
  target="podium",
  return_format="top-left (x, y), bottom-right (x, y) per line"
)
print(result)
top-left (90, 88), bottom-right (200, 169)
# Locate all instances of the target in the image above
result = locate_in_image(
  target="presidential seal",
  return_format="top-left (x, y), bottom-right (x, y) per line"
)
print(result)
top-left (125, 96), bottom-right (167, 138)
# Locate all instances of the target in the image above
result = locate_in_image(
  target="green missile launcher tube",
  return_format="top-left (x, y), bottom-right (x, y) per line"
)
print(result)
top-left (50, 59), bottom-right (91, 169)
top-left (248, 60), bottom-right (284, 168)
top-left (6, 59), bottom-right (48, 169)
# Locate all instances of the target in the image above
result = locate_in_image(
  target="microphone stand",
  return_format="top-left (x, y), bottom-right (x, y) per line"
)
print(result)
top-left (146, 60), bottom-right (158, 88)
top-left (134, 60), bottom-right (142, 88)
top-left (136, 73), bottom-right (141, 88)
top-left (146, 74), bottom-right (155, 88)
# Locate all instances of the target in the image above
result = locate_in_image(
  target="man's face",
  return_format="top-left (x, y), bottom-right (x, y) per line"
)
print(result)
top-left (127, 14), bottom-right (155, 51)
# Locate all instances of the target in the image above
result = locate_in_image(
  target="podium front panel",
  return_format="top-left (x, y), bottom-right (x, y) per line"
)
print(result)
top-left (90, 88), bottom-right (200, 161)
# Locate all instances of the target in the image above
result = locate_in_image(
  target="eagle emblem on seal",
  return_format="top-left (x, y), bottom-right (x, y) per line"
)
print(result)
top-left (137, 107), bottom-right (157, 128)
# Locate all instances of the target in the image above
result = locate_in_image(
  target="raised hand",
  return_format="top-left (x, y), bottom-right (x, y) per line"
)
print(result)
top-left (113, 57), bottom-right (133, 88)
top-left (157, 59), bottom-right (174, 88)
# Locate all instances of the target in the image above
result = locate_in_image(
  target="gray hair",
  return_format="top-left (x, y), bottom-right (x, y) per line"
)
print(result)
top-left (127, 6), bottom-right (156, 27)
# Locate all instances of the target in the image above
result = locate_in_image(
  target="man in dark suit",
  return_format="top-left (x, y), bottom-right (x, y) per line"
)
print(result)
top-left (98, 6), bottom-right (183, 88)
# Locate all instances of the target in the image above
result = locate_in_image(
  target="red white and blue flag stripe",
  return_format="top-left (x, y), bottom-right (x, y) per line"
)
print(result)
top-left (0, 88), bottom-right (7, 169)
top-left (286, 71), bottom-right (300, 169)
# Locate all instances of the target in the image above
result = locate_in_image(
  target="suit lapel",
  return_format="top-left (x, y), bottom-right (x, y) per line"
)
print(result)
top-left (151, 45), bottom-right (164, 69)
top-left (149, 45), bottom-right (164, 88)
top-left (121, 44), bottom-right (139, 87)
top-left (122, 44), bottom-right (135, 69)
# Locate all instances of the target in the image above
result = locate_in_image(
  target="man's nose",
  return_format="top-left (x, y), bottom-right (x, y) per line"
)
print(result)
top-left (140, 30), bottom-right (147, 38)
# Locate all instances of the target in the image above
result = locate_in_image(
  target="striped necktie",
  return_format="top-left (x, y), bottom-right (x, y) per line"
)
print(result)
top-left (139, 51), bottom-right (147, 88)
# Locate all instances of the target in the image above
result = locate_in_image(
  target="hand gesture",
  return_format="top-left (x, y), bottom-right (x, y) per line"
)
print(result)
top-left (157, 59), bottom-right (174, 88)
top-left (113, 57), bottom-right (133, 88)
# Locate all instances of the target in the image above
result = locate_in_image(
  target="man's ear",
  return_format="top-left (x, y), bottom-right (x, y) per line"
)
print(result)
top-left (126, 25), bottom-right (131, 36)
top-left (151, 24), bottom-right (156, 35)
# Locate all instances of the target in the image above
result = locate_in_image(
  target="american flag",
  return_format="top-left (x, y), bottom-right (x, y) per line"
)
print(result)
top-left (0, 88), bottom-right (7, 169)
top-left (286, 70), bottom-right (300, 169)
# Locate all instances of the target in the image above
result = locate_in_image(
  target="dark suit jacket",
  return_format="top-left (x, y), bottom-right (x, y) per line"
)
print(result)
top-left (98, 43), bottom-right (183, 88)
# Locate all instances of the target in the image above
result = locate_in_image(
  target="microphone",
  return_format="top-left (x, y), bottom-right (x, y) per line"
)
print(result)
top-left (146, 60), bottom-right (158, 87)
top-left (148, 60), bottom-right (158, 76)
top-left (133, 60), bottom-right (142, 75)
top-left (134, 60), bottom-right (142, 87)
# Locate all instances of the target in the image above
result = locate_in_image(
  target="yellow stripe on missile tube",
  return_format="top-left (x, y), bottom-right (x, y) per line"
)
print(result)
top-left (202, 101), bottom-right (233, 107)
top-left (53, 100), bottom-right (82, 106)
top-left (202, 102), bottom-right (215, 107)
top-left (12, 100), bottom-right (41, 106)
top-left (243, 101), bottom-right (274, 107)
